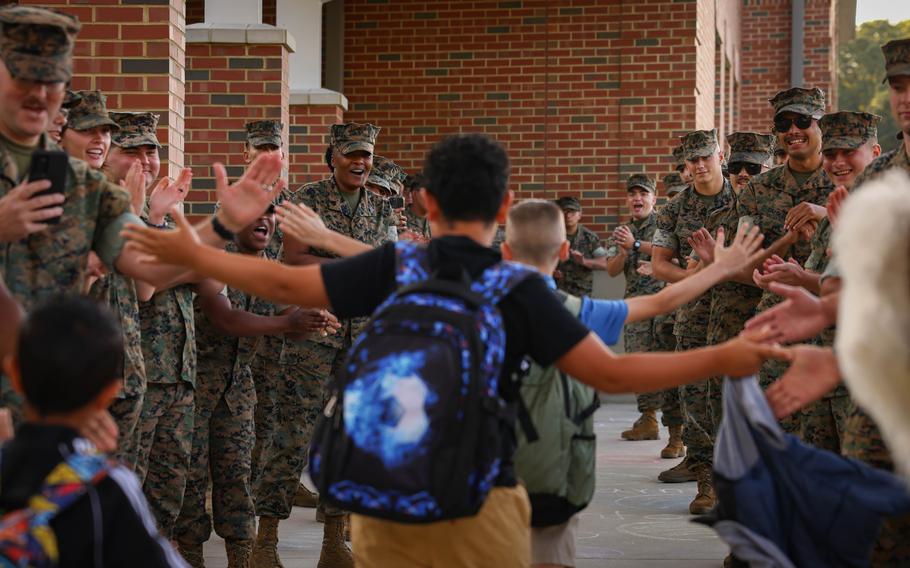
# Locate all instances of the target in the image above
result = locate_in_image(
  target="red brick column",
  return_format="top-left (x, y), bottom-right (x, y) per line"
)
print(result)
top-left (288, 99), bottom-right (346, 189)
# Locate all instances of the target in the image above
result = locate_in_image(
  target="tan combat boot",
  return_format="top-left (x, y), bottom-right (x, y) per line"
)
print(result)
top-left (251, 516), bottom-right (284, 568)
top-left (293, 482), bottom-right (319, 508)
top-left (620, 409), bottom-right (659, 441)
top-left (226, 539), bottom-right (253, 568)
top-left (176, 541), bottom-right (205, 568)
top-left (658, 456), bottom-right (697, 483)
top-left (660, 424), bottom-right (686, 459)
top-left (689, 464), bottom-right (716, 515)
top-left (317, 514), bottom-right (354, 568)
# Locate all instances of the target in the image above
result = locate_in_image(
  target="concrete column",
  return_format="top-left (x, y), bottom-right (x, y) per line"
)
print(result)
top-left (277, 0), bottom-right (325, 92)
top-left (205, 0), bottom-right (262, 25)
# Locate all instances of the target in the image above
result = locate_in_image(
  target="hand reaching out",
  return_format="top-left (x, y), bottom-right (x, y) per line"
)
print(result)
top-left (636, 260), bottom-right (652, 276)
top-left (122, 206), bottom-right (203, 267)
top-left (215, 153), bottom-right (286, 233)
top-left (743, 282), bottom-right (831, 344)
top-left (686, 228), bottom-right (716, 265)
top-left (765, 345), bottom-right (841, 419)
top-left (826, 186), bottom-right (849, 228)
top-left (148, 168), bottom-right (192, 225)
top-left (711, 224), bottom-right (764, 277)
top-left (277, 202), bottom-right (330, 248)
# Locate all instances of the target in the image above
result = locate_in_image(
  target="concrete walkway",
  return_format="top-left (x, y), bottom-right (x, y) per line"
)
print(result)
top-left (202, 397), bottom-right (728, 567)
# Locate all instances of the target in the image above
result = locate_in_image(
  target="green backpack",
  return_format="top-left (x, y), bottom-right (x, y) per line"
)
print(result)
top-left (513, 292), bottom-right (600, 527)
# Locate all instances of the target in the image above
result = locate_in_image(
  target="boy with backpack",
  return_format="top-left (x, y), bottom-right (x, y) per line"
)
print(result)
top-left (0, 295), bottom-right (187, 567)
top-left (123, 133), bottom-right (785, 568)
top-left (502, 199), bottom-right (763, 568)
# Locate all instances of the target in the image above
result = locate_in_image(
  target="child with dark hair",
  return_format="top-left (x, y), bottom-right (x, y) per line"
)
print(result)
top-left (0, 296), bottom-right (187, 568)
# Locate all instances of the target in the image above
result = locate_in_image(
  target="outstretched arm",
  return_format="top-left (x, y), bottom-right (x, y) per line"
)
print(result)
top-left (277, 202), bottom-right (371, 259)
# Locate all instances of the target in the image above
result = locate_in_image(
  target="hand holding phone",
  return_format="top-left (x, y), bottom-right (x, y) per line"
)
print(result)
top-left (27, 150), bottom-right (68, 224)
top-left (0, 178), bottom-right (64, 242)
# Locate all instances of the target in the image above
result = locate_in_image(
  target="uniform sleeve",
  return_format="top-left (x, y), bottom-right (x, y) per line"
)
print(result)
top-left (578, 297), bottom-right (628, 346)
top-left (604, 235), bottom-right (622, 259)
top-left (736, 180), bottom-right (760, 232)
top-left (583, 230), bottom-right (607, 258)
top-left (94, 211), bottom-right (145, 269)
top-left (652, 199), bottom-right (679, 252)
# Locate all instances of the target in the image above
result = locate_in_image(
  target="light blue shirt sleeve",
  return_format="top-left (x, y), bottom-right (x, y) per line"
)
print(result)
top-left (579, 296), bottom-right (628, 346)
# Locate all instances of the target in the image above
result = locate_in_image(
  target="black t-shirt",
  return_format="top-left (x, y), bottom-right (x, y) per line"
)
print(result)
top-left (0, 424), bottom-right (186, 568)
top-left (321, 235), bottom-right (591, 485)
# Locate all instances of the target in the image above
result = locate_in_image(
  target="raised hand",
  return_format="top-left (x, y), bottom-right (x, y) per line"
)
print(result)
top-left (743, 282), bottom-right (830, 344)
top-left (687, 227), bottom-right (716, 265)
top-left (121, 161), bottom-right (147, 215)
top-left (826, 186), bottom-right (849, 228)
top-left (215, 153), bottom-right (286, 233)
top-left (0, 178), bottom-right (63, 242)
top-left (80, 409), bottom-right (119, 453)
top-left (569, 249), bottom-right (585, 265)
top-left (712, 224), bottom-right (764, 276)
top-left (636, 260), bottom-right (653, 276)
top-left (148, 168), bottom-right (192, 224)
top-left (766, 345), bottom-right (841, 419)
top-left (277, 201), bottom-right (329, 247)
top-left (121, 206), bottom-right (203, 268)
top-left (612, 225), bottom-right (634, 249)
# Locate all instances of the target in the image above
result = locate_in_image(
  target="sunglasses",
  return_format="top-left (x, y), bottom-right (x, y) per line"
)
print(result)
top-left (773, 114), bottom-right (814, 132)
top-left (728, 162), bottom-right (762, 175)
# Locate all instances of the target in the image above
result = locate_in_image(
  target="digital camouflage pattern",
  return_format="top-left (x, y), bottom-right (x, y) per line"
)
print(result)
top-left (818, 111), bottom-right (881, 152)
top-left (367, 155), bottom-right (404, 195)
top-left (331, 122), bottom-right (379, 155)
top-left (676, 335), bottom-right (717, 469)
top-left (250, 332), bottom-right (284, 501)
top-left (650, 312), bottom-right (684, 427)
top-left (882, 37), bottom-right (910, 82)
top-left (605, 213), bottom-right (664, 299)
top-left (672, 144), bottom-right (685, 169)
top-left (139, 284), bottom-right (196, 387)
top-left (65, 89), bottom-right (119, 132)
top-left (726, 132), bottom-right (775, 165)
top-left (0, 5), bottom-right (80, 82)
top-left (626, 173), bottom-right (656, 193)
top-left (110, 111), bottom-right (161, 148)
top-left (134, 382), bottom-right (194, 539)
top-left (402, 206), bottom-right (431, 241)
top-left (245, 119), bottom-right (282, 148)
top-left (769, 86), bottom-right (826, 118)
top-left (662, 172), bottom-right (687, 196)
top-left (556, 225), bottom-right (606, 297)
top-left (679, 129), bottom-right (719, 160)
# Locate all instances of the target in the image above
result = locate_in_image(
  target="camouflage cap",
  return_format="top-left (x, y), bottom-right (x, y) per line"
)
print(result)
top-left (65, 90), bottom-right (119, 132)
top-left (819, 111), bottom-right (882, 152)
top-left (330, 122), bottom-right (380, 155)
top-left (110, 111), bottom-right (161, 148)
top-left (663, 172), bottom-right (688, 196)
top-left (882, 38), bottom-right (910, 82)
top-left (366, 155), bottom-right (403, 194)
top-left (402, 172), bottom-right (424, 192)
top-left (726, 131), bottom-right (776, 165)
top-left (626, 173), bottom-right (656, 194)
top-left (0, 5), bottom-right (81, 83)
top-left (245, 119), bottom-right (282, 148)
top-left (769, 86), bottom-right (826, 119)
top-left (680, 129), bottom-right (719, 160)
top-left (62, 89), bottom-right (80, 109)
top-left (555, 196), bottom-right (582, 211)
top-left (672, 144), bottom-right (685, 168)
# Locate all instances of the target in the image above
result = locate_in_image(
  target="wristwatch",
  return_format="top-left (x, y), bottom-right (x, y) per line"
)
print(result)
top-left (632, 240), bottom-right (641, 252)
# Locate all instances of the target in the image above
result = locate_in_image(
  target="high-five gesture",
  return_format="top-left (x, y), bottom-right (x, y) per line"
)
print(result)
top-left (122, 207), bottom-right (202, 267)
top-left (215, 153), bottom-right (285, 232)
top-left (148, 168), bottom-right (192, 225)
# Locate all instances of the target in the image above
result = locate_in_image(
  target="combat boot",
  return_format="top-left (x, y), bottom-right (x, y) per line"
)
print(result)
top-left (658, 456), bottom-right (697, 483)
top-left (689, 464), bottom-right (716, 514)
top-left (660, 424), bottom-right (686, 459)
top-left (226, 539), bottom-right (253, 568)
top-left (317, 514), bottom-right (354, 568)
top-left (251, 516), bottom-right (284, 568)
top-left (620, 410), bottom-right (659, 440)
top-left (293, 482), bottom-right (318, 508)
top-left (176, 541), bottom-right (205, 568)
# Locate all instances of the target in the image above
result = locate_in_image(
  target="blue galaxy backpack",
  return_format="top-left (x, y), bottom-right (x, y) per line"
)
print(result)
top-left (309, 240), bottom-right (534, 523)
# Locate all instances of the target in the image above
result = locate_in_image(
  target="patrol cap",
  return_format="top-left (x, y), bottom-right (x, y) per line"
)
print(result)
top-left (65, 90), bottom-right (119, 132)
top-left (245, 120), bottom-right (282, 148)
top-left (769, 86), bottom-right (826, 119)
top-left (726, 132), bottom-right (776, 165)
top-left (0, 5), bottom-right (81, 83)
top-left (555, 196), bottom-right (582, 211)
top-left (672, 144), bottom-right (685, 169)
top-left (663, 173), bottom-right (687, 196)
top-left (366, 155), bottom-right (403, 195)
top-left (330, 122), bottom-right (379, 155)
top-left (882, 38), bottom-right (910, 82)
top-left (680, 129), bottom-right (719, 160)
top-left (402, 172), bottom-right (424, 192)
top-left (626, 173), bottom-right (656, 194)
top-left (110, 112), bottom-right (161, 148)
top-left (819, 111), bottom-right (882, 152)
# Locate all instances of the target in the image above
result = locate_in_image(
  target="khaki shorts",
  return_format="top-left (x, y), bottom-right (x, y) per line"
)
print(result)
top-left (531, 515), bottom-right (579, 567)
top-left (351, 485), bottom-right (532, 568)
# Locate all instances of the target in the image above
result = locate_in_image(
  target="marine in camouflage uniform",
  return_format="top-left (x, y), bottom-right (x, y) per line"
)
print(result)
top-left (606, 174), bottom-right (684, 453)
top-left (365, 155), bottom-right (403, 243)
top-left (737, 88), bottom-right (834, 436)
top-left (93, 110), bottom-right (162, 470)
top-left (653, 129), bottom-right (735, 513)
top-left (0, 7), bottom-right (141, 422)
top-left (400, 173), bottom-right (431, 243)
top-left (554, 196), bottom-right (607, 297)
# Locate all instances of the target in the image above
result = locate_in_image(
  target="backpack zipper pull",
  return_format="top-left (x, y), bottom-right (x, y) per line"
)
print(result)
top-left (324, 393), bottom-right (338, 418)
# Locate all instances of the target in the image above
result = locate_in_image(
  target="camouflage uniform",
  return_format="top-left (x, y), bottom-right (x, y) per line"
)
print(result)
top-left (174, 246), bottom-right (264, 546)
top-left (737, 88), bottom-right (835, 437)
top-left (366, 155), bottom-right (403, 242)
top-left (555, 197), bottom-right (607, 297)
top-left (0, 8), bottom-right (141, 420)
top-left (606, 175), bottom-right (682, 427)
top-left (653, 129), bottom-right (735, 470)
top-left (245, 119), bottom-right (282, 148)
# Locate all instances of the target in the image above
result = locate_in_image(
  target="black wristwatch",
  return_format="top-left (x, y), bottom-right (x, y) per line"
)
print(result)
top-left (632, 240), bottom-right (641, 253)
top-left (211, 215), bottom-right (235, 240)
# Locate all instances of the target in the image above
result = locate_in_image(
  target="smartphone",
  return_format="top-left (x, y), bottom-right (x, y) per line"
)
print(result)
top-left (388, 196), bottom-right (405, 209)
top-left (28, 150), bottom-right (68, 224)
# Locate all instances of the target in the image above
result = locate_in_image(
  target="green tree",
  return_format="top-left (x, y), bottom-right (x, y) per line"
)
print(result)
top-left (838, 19), bottom-right (910, 152)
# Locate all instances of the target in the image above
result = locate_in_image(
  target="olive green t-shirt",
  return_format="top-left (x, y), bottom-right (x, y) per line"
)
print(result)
top-left (0, 133), bottom-right (35, 181)
top-left (339, 187), bottom-right (362, 215)
top-left (789, 167), bottom-right (814, 188)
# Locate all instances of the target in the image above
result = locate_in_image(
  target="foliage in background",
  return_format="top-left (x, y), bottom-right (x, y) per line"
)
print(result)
top-left (839, 19), bottom-right (910, 152)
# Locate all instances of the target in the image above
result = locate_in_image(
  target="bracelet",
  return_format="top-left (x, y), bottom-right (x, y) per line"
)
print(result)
top-left (211, 215), bottom-right (235, 240)
top-left (144, 219), bottom-right (167, 230)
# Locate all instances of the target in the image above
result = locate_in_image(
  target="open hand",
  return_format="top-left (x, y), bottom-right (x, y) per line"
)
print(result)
top-left (687, 228), bottom-right (716, 265)
top-left (287, 308), bottom-right (342, 335)
top-left (743, 282), bottom-right (830, 344)
top-left (80, 409), bottom-right (119, 453)
top-left (215, 153), bottom-right (286, 233)
top-left (121, 161), bottom-right (148, 215)
top-left (765, 345), bottom-right (841, 419)
top-left (277, 201), bottom-right (330, 248)
top-left (636, 260), bottom-right (652, 276)
top-left (148, 168), bottom-right (192, 224)
top-left (826, 186), bottom-right (849, 228)
top-left (569, 249), bottom-right (586, 265)
top-left (712, 224), bottom-right (764, 276)
top-left (122, 206), bottom-right (203, 268)
top-left (612, 225), bottom-right (634, 250)
top-left (719, 326), bottom-right (789, 378)
top-left (0, 178), bottom-right (63, 242)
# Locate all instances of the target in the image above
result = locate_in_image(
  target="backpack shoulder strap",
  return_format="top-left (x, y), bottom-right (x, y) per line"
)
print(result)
top-left (472, 261), bottom-right (535, 304)
top-left (393, 240), bottom-right (431, 287)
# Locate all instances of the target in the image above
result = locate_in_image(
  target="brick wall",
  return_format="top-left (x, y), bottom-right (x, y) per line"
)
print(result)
top-left (288, 103), bottom-right (345, 189)
top-left (184, 41), bottom-right (290, 217)
top-left (803, 0), bottom-right (837, 110)
top-left (21, 0), bottom-right (186, 176)
top-left (341, 0), bottom-right (714, 234)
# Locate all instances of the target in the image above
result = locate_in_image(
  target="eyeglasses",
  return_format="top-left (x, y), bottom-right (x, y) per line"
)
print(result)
top-left (773, 114), bottom-right (814, 132)
top-left (728, 162), bottom-right (762, 175)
